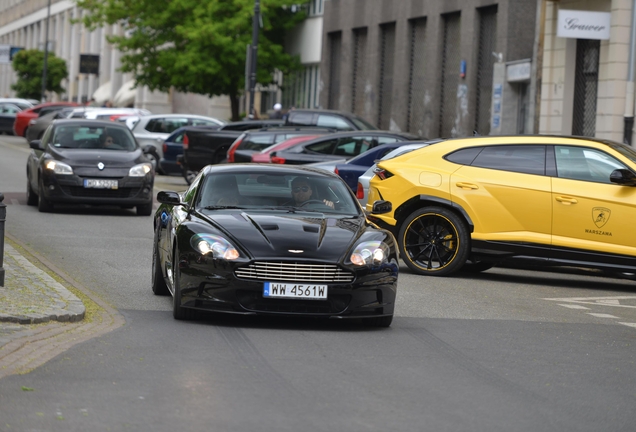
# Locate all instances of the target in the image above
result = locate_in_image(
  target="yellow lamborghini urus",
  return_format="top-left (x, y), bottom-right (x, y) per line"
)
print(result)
top-left (366, 136), bottom-right (636, 277)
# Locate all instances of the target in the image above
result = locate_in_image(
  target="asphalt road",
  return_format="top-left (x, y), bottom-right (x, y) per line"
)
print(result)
top-left (1, 135), bottom-right (635, 432)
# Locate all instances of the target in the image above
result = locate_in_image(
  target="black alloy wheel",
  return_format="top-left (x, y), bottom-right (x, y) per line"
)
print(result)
top-left (398, 206), bottom-right (470, 276)
top-left (151, 228), bottom-right (170, 296)
top-left (171, 247), bottom-right (196, 320)
top-left (144, 147), bottom-right (161, 173)
top-left (26, 176), bottom-right (38, 206)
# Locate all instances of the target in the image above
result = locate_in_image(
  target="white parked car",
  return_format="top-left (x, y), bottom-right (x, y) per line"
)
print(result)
top-left (0, 98), bottom-right (34, 110)
top-left (131, 114), bottom-right (225, 172)
top-left (82, 107), bottom-right (151, 121)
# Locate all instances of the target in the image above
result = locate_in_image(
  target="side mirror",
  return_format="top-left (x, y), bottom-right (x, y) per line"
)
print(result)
top-left (371, 200), bottom-right (392, 215)
top-left (29, 140), bottom-right (43, 150)
top-left (610, 169), bottom-right (636, 186)
top-left (157, 191), bottom-right (186, 206)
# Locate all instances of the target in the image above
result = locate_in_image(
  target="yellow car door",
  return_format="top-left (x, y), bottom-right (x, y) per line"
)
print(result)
top-left (552, 145), bottom-right (636, 256)
top-left (450, 145), bottom-right (552, 244)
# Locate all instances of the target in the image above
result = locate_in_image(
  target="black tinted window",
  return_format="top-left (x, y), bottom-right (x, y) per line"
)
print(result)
top-left (470, 145), bottom-right (546, 175)
top-left (445, 147), bottom-right (483, 165)
top-left (306, 138), bottom-right (339, 154)
top-left (239, 134), bottom-right (275, 150)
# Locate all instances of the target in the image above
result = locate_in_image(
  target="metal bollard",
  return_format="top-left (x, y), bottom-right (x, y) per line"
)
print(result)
top-left (0, 193), bottom-right (5, 287)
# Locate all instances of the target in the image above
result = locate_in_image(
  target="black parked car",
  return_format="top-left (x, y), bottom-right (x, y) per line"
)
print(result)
top-left (284, 108), bottom-right (378, 131)
top-left (152, 164), bottom-right (398, 326)
top-left (26, 119), bottom-right (155, 215)
top-left (0, 103), bottom-right (22, 135)
top-left (268, 131), bottom-right (419, 165)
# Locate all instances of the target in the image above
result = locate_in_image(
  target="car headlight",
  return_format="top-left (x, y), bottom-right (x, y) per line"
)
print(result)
top-left (350, 241), bottom-right (389, 266)
top-left (44, 160), bottom-right (73, 175)
top-left (190, 234), bottom-right (240, 260)
top-left (129, 163), bottom-right (152, 177)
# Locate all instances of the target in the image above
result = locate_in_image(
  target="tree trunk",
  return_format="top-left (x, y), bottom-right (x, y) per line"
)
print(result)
top-left (229, 90), bottom-right (241, 122)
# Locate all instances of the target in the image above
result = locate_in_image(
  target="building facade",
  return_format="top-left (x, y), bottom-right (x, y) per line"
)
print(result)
top-left (539, 0), bottom-right (635, 144)
top-left (319, 0), bottom-right (539, 138)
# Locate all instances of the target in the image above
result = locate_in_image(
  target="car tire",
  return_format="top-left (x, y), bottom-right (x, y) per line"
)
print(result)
top-left (366, 315), bottom-right (393, 327)
top-left (136, 202), bottom-right (153, 216)
top-left (398, 206), bottom-right (470, 276)
top-left (26, 177), bottom-right (38, 206)
top-left (151, 228), bottom-right (170, 296)
top-left (144, 147), bottom-right (161, 173)
top-left (37, 181), bottom-right (54, 213)
top-left (171, 247), bottom-right (196, 320)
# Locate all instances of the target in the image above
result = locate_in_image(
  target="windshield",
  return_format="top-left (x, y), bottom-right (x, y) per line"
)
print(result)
top-left (50, 125), bottom-right (138, 151)
top-left (196, 172), bottom-right (361, 216)
top-left (350, 116), bottom-right (378, 130)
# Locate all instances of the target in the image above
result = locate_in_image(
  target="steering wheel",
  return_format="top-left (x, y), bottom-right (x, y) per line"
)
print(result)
top-left (299, 199), bottom-right (328, 207)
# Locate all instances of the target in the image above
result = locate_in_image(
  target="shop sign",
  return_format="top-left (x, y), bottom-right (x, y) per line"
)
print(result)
top-left (507, 61), bottom-right (532, 83)
top-left (557, 9), bottom-right (611, 40)
top-left (79, 54), bottom-right (100, 75)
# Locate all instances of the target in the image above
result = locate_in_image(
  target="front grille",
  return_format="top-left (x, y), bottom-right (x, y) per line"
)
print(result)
top-left (61, 186), bottom-right (137, 198)
top-left (235, 262), bottom-right (354, 283)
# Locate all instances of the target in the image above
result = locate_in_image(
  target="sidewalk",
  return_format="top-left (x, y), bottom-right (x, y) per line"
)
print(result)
top-left (0, 242), bottom-right (85, 325)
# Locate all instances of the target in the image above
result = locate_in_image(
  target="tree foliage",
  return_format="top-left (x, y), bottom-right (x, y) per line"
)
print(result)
top-left (76, 0), bottom-right (308, 120)
top-left (11, 49), bottom-right (68, 100)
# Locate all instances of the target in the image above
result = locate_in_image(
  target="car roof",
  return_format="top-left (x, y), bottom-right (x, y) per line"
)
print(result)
top-left (51, 119), bottom-right (133, 131)
top-left (436, 135), bottom-right (628, 151)
top-left (201, 163), bottom-right (344, 180)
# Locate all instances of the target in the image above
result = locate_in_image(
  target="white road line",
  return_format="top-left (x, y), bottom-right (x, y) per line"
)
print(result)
top-left (558, 304), bottom-right (590, 310)
top-left (619, 322), bottom-right (636, 329)
top-left (587, 313), bottom-right (620, 319)
top-left (544, 296), bottom-right (636, 309)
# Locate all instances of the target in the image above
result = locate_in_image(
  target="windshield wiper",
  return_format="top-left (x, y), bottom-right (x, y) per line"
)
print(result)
top-left (203, 205), bottom-right (245, 210)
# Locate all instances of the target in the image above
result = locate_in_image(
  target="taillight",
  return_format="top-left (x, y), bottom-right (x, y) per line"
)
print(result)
top-left (373, 167), bottom-right (393, 180)
top-left (227, 138), bottom-right (242, 163)
top-left (271, 155), bottom-right (286, 164)
top-left (334, 167), bottom-right (339, 175)
top-left (162, 143), bottom-right (167, 154)
top-left (183, 134), bottom-right (189, 150)
top-left (356, 182), bottom-right (364, 199)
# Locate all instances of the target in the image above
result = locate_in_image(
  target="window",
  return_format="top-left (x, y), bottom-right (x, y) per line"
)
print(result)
top-left (306, 138), bottom-right (339, 154)
top-left (555, 146), bottom-right (627, 183)
top-left (334, 136), bottom-right (373, 156)
top-left (316, 115), bottom-right (351, 130)
top-left (470, 145), bottom-right (546, 175)
top-left (377, 136), bottom-right (399, 145)
top-left (191, 119), bottom-right (219, 127)
top-left (445, 147), bottom-right (483, 165)
top-left (287, 112), bottom-right (314, 126)
top-left (240, 134), bottom-right (275, 151)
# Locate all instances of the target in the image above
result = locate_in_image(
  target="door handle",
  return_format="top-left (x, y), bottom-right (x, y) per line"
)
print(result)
top-left (455, 182), bottom-right (479, 190)
top-left (555, 196), bottom-right (578, 205)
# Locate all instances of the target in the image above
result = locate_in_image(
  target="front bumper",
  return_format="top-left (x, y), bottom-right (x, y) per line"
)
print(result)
top-left (177, 255), bottom-right (398, 319)
top-left (40, 170), bottom-right (154, 207)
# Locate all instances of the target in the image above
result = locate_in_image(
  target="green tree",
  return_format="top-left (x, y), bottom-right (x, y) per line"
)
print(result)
top-left (76, 0), bottom-right (307, 120)
top-left (11, 49), bottom-right (68, 100)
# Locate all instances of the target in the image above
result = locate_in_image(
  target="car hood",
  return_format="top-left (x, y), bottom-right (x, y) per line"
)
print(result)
top-left (199, 211), bottom-right (366, 261)
top-left (50, 147), bottom-right (144, 167)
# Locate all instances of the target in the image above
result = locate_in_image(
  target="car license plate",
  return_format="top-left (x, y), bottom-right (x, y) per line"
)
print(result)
top-left (263, 282), bottom-right (327, 300)
top-left (84, 179), bottom-right (118, 189)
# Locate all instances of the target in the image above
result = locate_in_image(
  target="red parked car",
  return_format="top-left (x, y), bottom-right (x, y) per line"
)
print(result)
top-left (13, 102), bottom-right (78, 137)
top-left (250, 135), bottom-right (321, 163)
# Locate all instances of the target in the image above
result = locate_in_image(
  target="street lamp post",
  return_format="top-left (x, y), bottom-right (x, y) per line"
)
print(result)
top-left (41, 0), bottom-right (52, 103)
top-left (248, 0), bottom-right (260, 119)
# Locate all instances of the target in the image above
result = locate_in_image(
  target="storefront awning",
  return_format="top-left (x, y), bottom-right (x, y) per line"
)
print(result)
top-left (113, 80), bottom-right (137, 107)
top-left (92, 81), bottom-right (112, 105)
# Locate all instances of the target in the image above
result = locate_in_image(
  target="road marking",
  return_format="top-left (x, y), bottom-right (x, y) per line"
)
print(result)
top-left (587, 313), bottom-right (619, 319)
top-left (558, 304), bottom-right (590, 310)
top-left (544, 296), bottom-right (636, 309)
top-left (619, 322), bottom-right (636, 329)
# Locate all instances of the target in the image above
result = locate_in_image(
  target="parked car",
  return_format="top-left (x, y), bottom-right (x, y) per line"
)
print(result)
top-left (0, 98), bottom-right (34, 110)
top-left (131, 114), bottom-right (225, 171)
top-left (330, 141), bottom-right (431, 192)
top-left (228, 127), bottom-right (334, 163)
top-left (13, 102), bottom-right (78, 137)
top-left (160, 120), bottom-right (284, 181)
top-left (268, 131), bottom-right (419, 165)
top-left (356, 142), bottom-right (434, 206)
top-left (177, 120), bottom-right (285, 183)
top-left (251, 135), bottom-right (323, 163)
top-left (0, 103), bottom-right (22, 135)
top-left (284, 108), bottom-right (378, 131)
top-left (152, 164), bottom-right (398, 326)
top-left (25, 108), bottom-right (76, 142)
top-left (366, 135), bottom-right (636, 278)
top-left (26, 119), bottom-right (154, 215)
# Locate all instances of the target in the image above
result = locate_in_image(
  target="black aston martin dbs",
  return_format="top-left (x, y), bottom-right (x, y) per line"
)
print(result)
top-left (152, 164), bottom-right (399, 327)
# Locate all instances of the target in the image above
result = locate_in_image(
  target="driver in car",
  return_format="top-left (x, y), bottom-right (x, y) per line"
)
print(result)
top-left (290, 176), bottom-right (334, 208)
